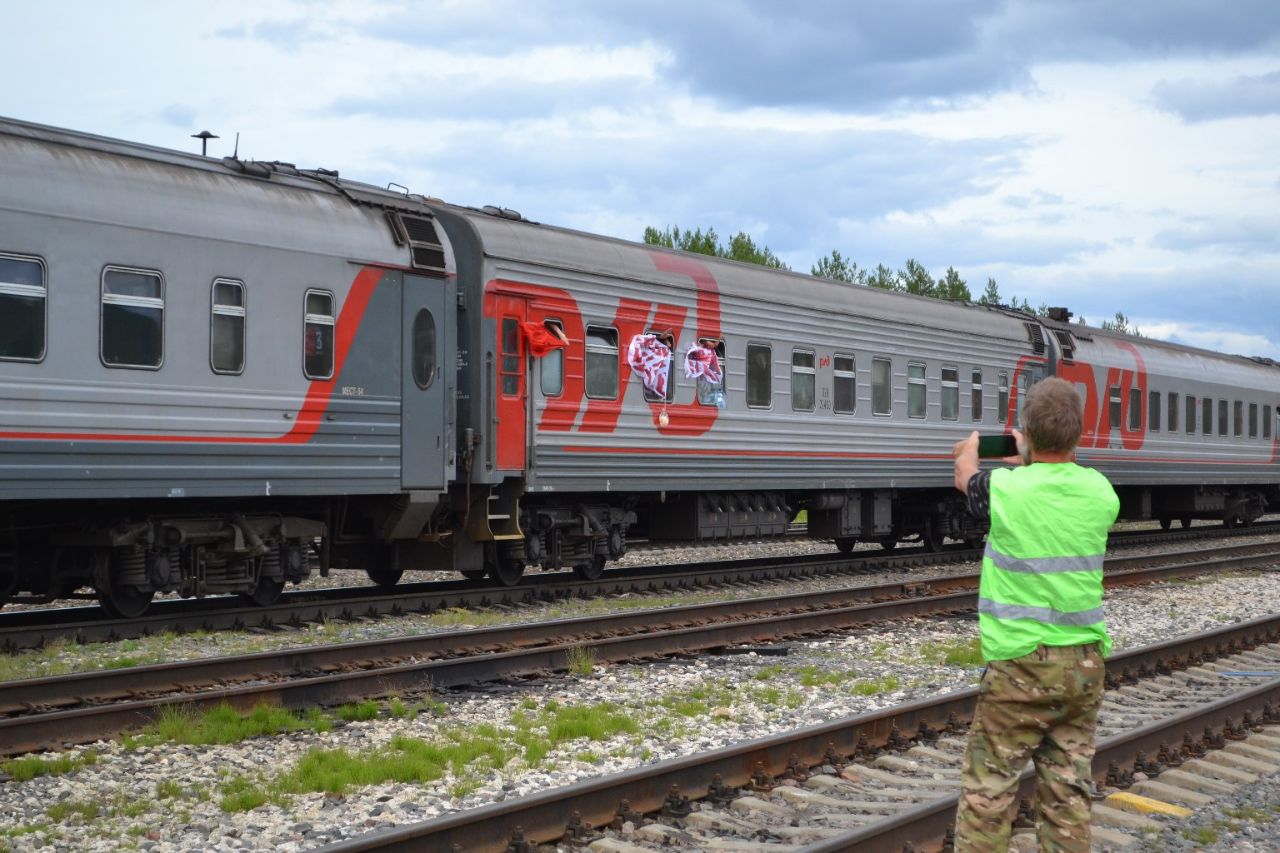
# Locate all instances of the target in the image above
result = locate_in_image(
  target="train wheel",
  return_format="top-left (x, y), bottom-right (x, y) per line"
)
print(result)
top-left (1180, 517), bottom-right (1192, 529)
top-left (241, 577), bottom-right (284, 607)
top-left (93, 552), bottom-right (154, 619)
top-left (878, 537), bottom-right (898, 552)
top-left (922, 517), bottom-right (945, 553)
top-left (460, 569), bottom-right (487, 581)
top-left (365, 566), bottom-right (404, 589)
top-left (1223, 516), bottom-right (1240, 529)
top-left (1159, 518), bottom-right (1172, 531)
top-left (834, 537), bottom-right (856, 554)
top-left (489, 559), bottom-right (525, 587)
top-left (573, 555), bottom-right (606, 581)
top-left (364, 545), bottom-right (403, 589)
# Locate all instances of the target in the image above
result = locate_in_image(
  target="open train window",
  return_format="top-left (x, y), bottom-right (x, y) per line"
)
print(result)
top-left (971, 369), bottom-right (982, 422)
top-left (791, 350), bottom-right (816, 412)
top-left (642, 331), bottom-right (676, 403)
top-left (1128, 388), bottom-right (1141, 431)
top-left (1186, 396), bottom-right (1196, 434)
top-left (1148, 391), bottom-right (1161, 432)
top-left (540, 319), bottom-right (565, 397)
top-left (102, 266), bottom-right (164, 369)
top-left (940, 366), bottom-right (959, 421)
top-left (303, 290), bottom-right (334, 380)
top-left (1249, 403), bottom-right (1258, 438)
top-left (746, 343), bottom-right (772, 408)
top-left (1219, 400), bottom-right (1228, 436)
top-left (210, 279), bottom-right (246, 375)
top-left (871, 357), bottom-right (891, 416)
top-left (0, 253), bottom-right (46, 362)
top-left (584, 325), bottom-right (619, 400)
top-left (907, 362), bottom-right (926, 419)
top-left (694, 338), bottom-right (726, 407)
top-left (1168, 392), bottom-right (1178, 432)
top-left (997, 372), bottom-right (1009, 424)
top-left (1202, 398), bottom-right (1212, 435)
top-left (834, 353), bottom-right (856, 414)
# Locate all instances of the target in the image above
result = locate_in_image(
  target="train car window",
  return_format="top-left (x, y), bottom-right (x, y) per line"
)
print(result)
top-left (907, 362), bottom-right (926, 419)
top-left (412, 309), bottom-right (437, 390)
top-left (1108, 385), bottom-right (1121, 432)
top-left (940, 366), bottom-right (959, 421)
top-left (833, 354), bottom-right (855, 414)
top-left (746, 343), bottom-right (772, 408)
top-left (1015, 372), bottom-right (1031, 427)
top-left (102, 267), bottom-right (164, 369)
top-left (1128, 388), bottom-right (1141, 431)
top-left (1265, 405), bottom-right (1272, 440)
top-left (871, 357), bottom-right (891, 416)
top-left (1202, 398), bottom-right (1212, 435)
top-left (791, 350), bottom-right (816, 412)
top-left (1233, 401), bottom-right (1243, 437)
top-left (499, 318), bottom-right (521, 396)
top-left (1218, 400), bottom-right (1228, 436)
top-left (540, 320), bottom-right (565, 397)
top-left (303, 290), bottom-right (335, 379)
top-left (585, 325), bottom-right (619, 400)
top-left (997, 372), bottom-right (1009, 424)
top-left (642, 331), bottom-right (676, 403)
top-left (1168, 392), bottom-right (1178, 432)
top-left (1249, 403), bottom-right (1258, 438)
top-left (1186, 395), bottom-right (1197, 434)
top-left (210, 279), bottom-right (246, 375)
top-left (695, 338), bottom-right (727, 407)
top-left (971, 369), bottom-right (982, 422)
top-left (0, 253), bottom-right (46, 362)
top-left (1148, 391), bottom-right (1161, 432)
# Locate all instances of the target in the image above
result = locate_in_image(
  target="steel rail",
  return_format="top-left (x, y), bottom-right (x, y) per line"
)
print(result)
top-left (1, 544), bottom-right (1276, 756)
top-left (311, 613), bottom-right (1280, 852)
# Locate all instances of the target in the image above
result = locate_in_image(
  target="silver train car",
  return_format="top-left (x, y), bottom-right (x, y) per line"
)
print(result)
top-left (2, 116), bottom-right (1276, 613)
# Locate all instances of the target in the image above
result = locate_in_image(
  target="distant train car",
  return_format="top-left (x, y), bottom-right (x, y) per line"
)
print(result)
top-left (1, 116), bottom-right (1276, 615)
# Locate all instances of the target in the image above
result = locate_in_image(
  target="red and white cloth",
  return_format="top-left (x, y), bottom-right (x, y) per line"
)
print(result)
top-left (683, 344), bottom-right (723, 384)
top-left (627, 334), bottom-right (672, 398)
top-left (520, 321), bottom-right (568, 357)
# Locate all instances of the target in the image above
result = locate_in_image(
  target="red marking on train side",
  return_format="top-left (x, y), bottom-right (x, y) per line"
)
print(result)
top-left (647, 252), bottom-right (722, 438)
top-left (578, 298), bottom-right (659, 433)
top-left (0, 266), bottom-right (383, 445)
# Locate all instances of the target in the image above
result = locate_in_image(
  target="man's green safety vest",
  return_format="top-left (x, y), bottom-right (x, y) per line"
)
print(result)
top-left (979, 462), bottom-right (1120, 662)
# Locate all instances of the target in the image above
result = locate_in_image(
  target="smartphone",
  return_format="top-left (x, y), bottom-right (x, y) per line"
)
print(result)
top-left (977, 434), bottom-right (1018, 459)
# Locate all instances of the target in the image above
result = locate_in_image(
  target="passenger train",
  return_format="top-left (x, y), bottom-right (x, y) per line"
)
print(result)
top-left (1, 116), bottom-right (1276, 616)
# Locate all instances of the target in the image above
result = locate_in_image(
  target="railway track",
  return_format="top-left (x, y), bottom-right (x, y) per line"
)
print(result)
top-left (2, 540), bottom-right (1277, 757)
top-left (0, 522), bottom-right (1272, 652)
top-left (312, 614), bottom-right (1280, 852)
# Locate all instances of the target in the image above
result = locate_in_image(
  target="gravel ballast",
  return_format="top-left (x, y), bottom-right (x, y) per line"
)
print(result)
top-left (0, 543), bottom-right (1278, 850)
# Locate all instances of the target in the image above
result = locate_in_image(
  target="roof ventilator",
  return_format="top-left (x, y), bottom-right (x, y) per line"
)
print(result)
top-left (390, 213), bottom-right (447, 275)
top-left (1024, 322), bottom-right (1046, 355)
top-left (1054, 329), bottom-right (1075, 361)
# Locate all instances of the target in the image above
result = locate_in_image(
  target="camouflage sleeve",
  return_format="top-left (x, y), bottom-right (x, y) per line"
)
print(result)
top-left (966, 470), bottom-right (991, 520)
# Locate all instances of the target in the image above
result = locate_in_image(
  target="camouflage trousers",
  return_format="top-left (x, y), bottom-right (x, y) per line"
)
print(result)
top-left (954, 643), bottom-right (1105, 853)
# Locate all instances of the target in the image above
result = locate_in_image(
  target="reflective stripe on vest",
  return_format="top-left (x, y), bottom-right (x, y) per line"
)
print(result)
top-left (979, 462), bottom-right (1119, 662)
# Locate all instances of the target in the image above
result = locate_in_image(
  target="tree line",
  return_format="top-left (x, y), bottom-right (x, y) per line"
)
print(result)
top-left (642, 225), bottom-right (1139, 335)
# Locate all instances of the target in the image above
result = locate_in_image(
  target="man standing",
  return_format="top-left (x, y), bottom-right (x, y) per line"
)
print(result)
top-left (952, 376), bottom-right (1120, 852)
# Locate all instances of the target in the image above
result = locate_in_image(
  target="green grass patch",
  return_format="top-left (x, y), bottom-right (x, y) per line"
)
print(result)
top-left (916, 638), bottom-right (984, 667)
top-left (45, 800), bottom-right (99, 822)
top-left (851, 674), bottom-right (901, 695)
top-left (566, 645), bottom-right (596, 677)
top-left (1180, 826), bottom-right (1218, 844)
top-left (337, 700), bottom-right (380, 722)
top-left (3, 750), bottom-right (97, 782)
top-left (147, 702), bottom-right (319, 745)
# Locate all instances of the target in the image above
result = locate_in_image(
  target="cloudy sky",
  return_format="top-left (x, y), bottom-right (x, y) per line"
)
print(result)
top-left (5, 1), bottom-right (1279, 356)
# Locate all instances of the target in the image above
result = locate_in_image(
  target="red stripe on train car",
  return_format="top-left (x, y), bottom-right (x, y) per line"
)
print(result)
top-left (0, 266), bottom-right (383, 445)
top-left (559, 445), bottom-right (953, 460)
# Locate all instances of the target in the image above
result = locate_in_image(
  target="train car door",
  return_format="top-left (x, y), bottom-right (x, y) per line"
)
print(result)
top-left (493, 294), bottom-right (528, 470)
top-left (402, 274), bottom-right (448, 489)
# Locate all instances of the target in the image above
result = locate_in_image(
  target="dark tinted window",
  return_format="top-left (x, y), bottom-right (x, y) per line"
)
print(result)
top-left (211, 279), bottom-right (245, 374)
top-left (1249, 402), bottom-right (1258, 438)
top-left (941, 366), bottom-right (958, 421)
top-left (872, 357), bottom-right (891, 415)
top-left (834, 354), bottom-right (855, 414)
top-left (1148, 390), bottom-right (1160, 432)
top-left (1219, 399), bottom-right (1228, 436)
top-left (1202, 398), bottom-right (1212, 435)
top-left (412, 309), bottom-right (436, 390)
top-left (1168, 392), bottom-right (1178, 432)
top-left (997, 372), bottom-right (1009, 423)
top-left (746, 343), bottom-right (772, 408)
top-left (971, 369), bottom-right (982, 421)
top-left (102, 267), bottom-right (163, 368)
top-left (585, 325), bottom-right (618, 399)
top-left (1234, 401), bottom-right (1243, 437)
top-left (303, 290), bottom-right (334, 379)
top-left (1109, 385), bottom-right (1122, 432)
top-left (1186, 395), bottom-right (1196, 434)
top-left (0, 254), bottom-right (46, 361)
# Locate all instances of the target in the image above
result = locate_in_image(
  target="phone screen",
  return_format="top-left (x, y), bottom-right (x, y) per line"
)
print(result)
top-left (977, 434), bottom-right (1018, 458)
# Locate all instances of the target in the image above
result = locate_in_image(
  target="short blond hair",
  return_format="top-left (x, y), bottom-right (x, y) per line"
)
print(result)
top-left (1023, 377), bottom-right (1083, 453)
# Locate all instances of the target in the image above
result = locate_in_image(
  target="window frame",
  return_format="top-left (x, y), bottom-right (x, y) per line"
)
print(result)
top-left (694, 336), bottom-right (726, 407)
top-left (583, 324), bottom-right (620, 401)
top-left (639, 330), bottom-right (676, 404)
top-left (1249, 402), bottom-right (1258, 438)
top-left (1219, 399), bottom-right (1228, 436)
top-left (871, 356), bottom-right (892, 417)
top-left (833, 352), bottom-right (856, 415)
top-left (0, 252), bottom-right (48, 363)
top-left (302, 288), bottom-right (336, 380)
top-left (1186, 395), bottom-right (1197, 435)
top-left (746, 342), bottom-right (773, 409)
top-left (1234, 400), bottom-right (1243, 437)
top-left (1108, 384), bottom-right (1122, 432)
top-left (209, 277), bottom-right (246, 376)
top-left (971, 369), bottom-right (982, 422)
top-left (997, 371), bottom-right (1009, 424)
top-left (1148, 390), bottom-right (1161, 433)
top-left (791, 348), bottom-right (816, 412)
top-left (1168, 392), bottom-right (1178, 433)
top-left (907, 361), bottom-right (927, 419)
top-left (939, 365), bottom-right (959, 421)
top-left (101, 265), bottom-right (165, 371)
top-left (1128, 387), bottom-right (1141, 431)
top-left (1202, 398), bottom-right (1213, 436)
top-left (539, 318), bottom-right (565, 398)
top-left (1265, 405), bottom-right (1273, 440)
